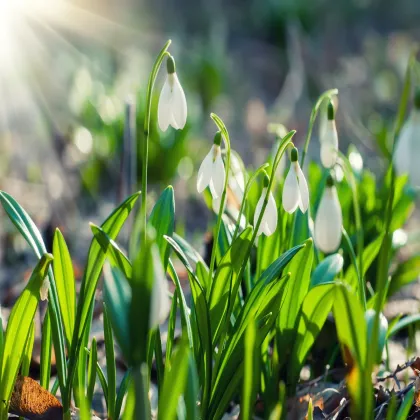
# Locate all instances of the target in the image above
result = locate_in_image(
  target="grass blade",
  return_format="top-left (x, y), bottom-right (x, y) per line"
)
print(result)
top-left (103, 302), bottom-right (116, 418)
top-left (0, 192), bottom-right (68, 403)
top-left (53, 228), bottom-right (76, 348)
top-left (0, 254), bottom-right (53, 418)
top-left (40, 309), bottom-right (52, 390)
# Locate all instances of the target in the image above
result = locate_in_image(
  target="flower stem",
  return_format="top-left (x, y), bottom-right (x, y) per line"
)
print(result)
top-left (141, 40), bottom-right (171, 244)
top-left (208, 114), bottom-right (232, 285)
top-left (337, 152), bottom-right (365, 310)
top-left (289, 88), bottom-right (338, 248)
top-left (300, 88), bottom-right (338, 168)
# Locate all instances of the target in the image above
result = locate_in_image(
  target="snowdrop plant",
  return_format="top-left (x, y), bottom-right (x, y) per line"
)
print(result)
top-left (254, 172), bottom-right (277, 237)
top-left (197, 131), bottom-right (226, 199)
top-left (282, 147), bottom-right (309, 213)
top-left (394, 89), bottom-right (420, 186)
top-left (320, 100), bottom-right (339, 168)
top-left (314, 174), bottom-right (343, 253)
top-left (157, 55), bottom-right (187, 132)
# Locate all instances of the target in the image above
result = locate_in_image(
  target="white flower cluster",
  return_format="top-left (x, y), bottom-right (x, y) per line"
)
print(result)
top-left (195, 100), bottom-right (343, 254)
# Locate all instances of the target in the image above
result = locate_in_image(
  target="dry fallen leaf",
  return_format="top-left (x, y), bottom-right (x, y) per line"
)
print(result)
top-left (9, 376), bottom-right (63, 420)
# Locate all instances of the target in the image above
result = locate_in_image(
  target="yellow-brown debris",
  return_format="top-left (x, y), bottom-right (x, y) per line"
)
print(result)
top-left (9, 375), bottom-right (63, 420)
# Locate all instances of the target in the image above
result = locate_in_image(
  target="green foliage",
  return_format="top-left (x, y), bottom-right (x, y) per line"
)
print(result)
top-left (0, 44), bottom-right (418, 420)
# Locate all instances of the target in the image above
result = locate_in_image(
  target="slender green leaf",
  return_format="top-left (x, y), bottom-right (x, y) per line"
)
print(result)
top-left (166, 290), bottom-right (178, 368)
top-left (168, 259), bottom-right (193, 349)
top-left (242, 320), bottom-right (258, 420)
top-left (20, 320), bottom-right (35, 377)
top-left (91, 224), bottom-right (132, 280)
top-left (115, 369), bottom-right (132, 420)
top-left (278, 239), bottom-right (313, 349)
top-left (185, 354), bottom-right (199, 420)
top-left (208, 227), bottom-right (253, 344)
top-left (289, 284), bottom-right (335, 386)
top-left (53, 228), bottom-right (76, 347)
top-left (334, 284), bottom-right (367, 367)
top-left (310, 254), bottom-right (343, 289)
top-left (104, 303), bottom-right (116, 419)
top-left (388, 314), bottom-right (420, 338)
top-left (0, 192), bottom-right (67, 401)
top-left (158, 342), bottom-right (190, 420)
top-left (0, 254), bottom-right (53, 417)
top-left (396, 387), bottom-right (414, 420)
top-left (344, 234), bottom-right (384, 288)
top-left (68, 192), bottom-right (139, 402)
top-left (149, 186), bottom-right (175, 270)
top-left (40, 309), bottom-right (52, 390)
top-left (87, 337), bottom-right (97, 407)
top-left (103, 263), bottom-right (131, 361)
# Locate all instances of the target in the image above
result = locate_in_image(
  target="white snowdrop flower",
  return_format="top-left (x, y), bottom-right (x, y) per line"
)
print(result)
top-left (149, 245), bottom-right (171, 329)
top-left (320, 100), bottom-right (338, 168)
top-left (314, 175), bottom-right (342, 253)
top-left (282, 147), bottom-right (309, 214)
top-left (254, 173), bottom-right (278, 237)
top-left (197, 132), bottom-right (226, 199)
top-left (394, 93), bottom-right (420, 186)
top-left (228, 152), bottom-right (245, 203)
top-left (157, 55), bottom-right (187, 132)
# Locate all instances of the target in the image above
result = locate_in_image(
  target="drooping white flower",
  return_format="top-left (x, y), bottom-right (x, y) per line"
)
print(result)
top-left (197, 132), bottom-right (226, 199)
top-left (157, 55), bottom-right (187, 132)
top-left (320, 100), bottom-right (338, 168)
top-left (149, 245), bottom-right (171, 329)
top-left (394, 100), bottom-right (420, 186)
top-left (254, 174), bottom-right (278, 237)
top-left (314, 175), bottom-right (342, 253)
top-left (282, 147), bottom-right (309, 214)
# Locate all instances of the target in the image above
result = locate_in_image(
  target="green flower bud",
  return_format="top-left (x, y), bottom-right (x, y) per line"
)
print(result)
top-left (263, 171), bottom-right (270, 188)
top-left (327, 100), bottom-right (335, 121)
top-left (291, 147), bottom-right (299, 162)
top-left (166, 55), bottom-right (176, 74)
top-left (213, 131), bottom-right (222, 146)
top-left (326, 174), bottom-right (335, 187)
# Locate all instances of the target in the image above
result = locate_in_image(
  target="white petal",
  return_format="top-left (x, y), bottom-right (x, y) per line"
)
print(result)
top-left (296, 163), bottom-right (309, 213)
top-left (170, 112), bottom-right (179, 130)
top-left (197, 147), bottom-right (214, 193)
top-left (314, 187), bottom-right (342, 253)
top-left (319, 113), bottom-right (327, 142)
top-left (170, 73), bottom-right (187, 129)
top-left (254, 188), bottom-right (266, 236)
top-left (149, 248), bottom-right (170, 329)
top-left (157, 77), bottom-right (172, 132)
top-left (229, 154), bottom-right (245, 197)
top-left (264, 192), bottom-right (278, 236)
top-left (210, 152), bottom-right (225, 199)
top-left (40, 278), bottom-right (49, 301)
top-left (262, 221), bottom-right (272, 236)
top-left (320, 121), bottom-right (338, 168)
top-left (282, 167), bottom-right (300, 213)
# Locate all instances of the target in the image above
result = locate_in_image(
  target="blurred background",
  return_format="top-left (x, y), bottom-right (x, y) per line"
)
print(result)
top-left (1, 0), bottom-right (420, 289)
